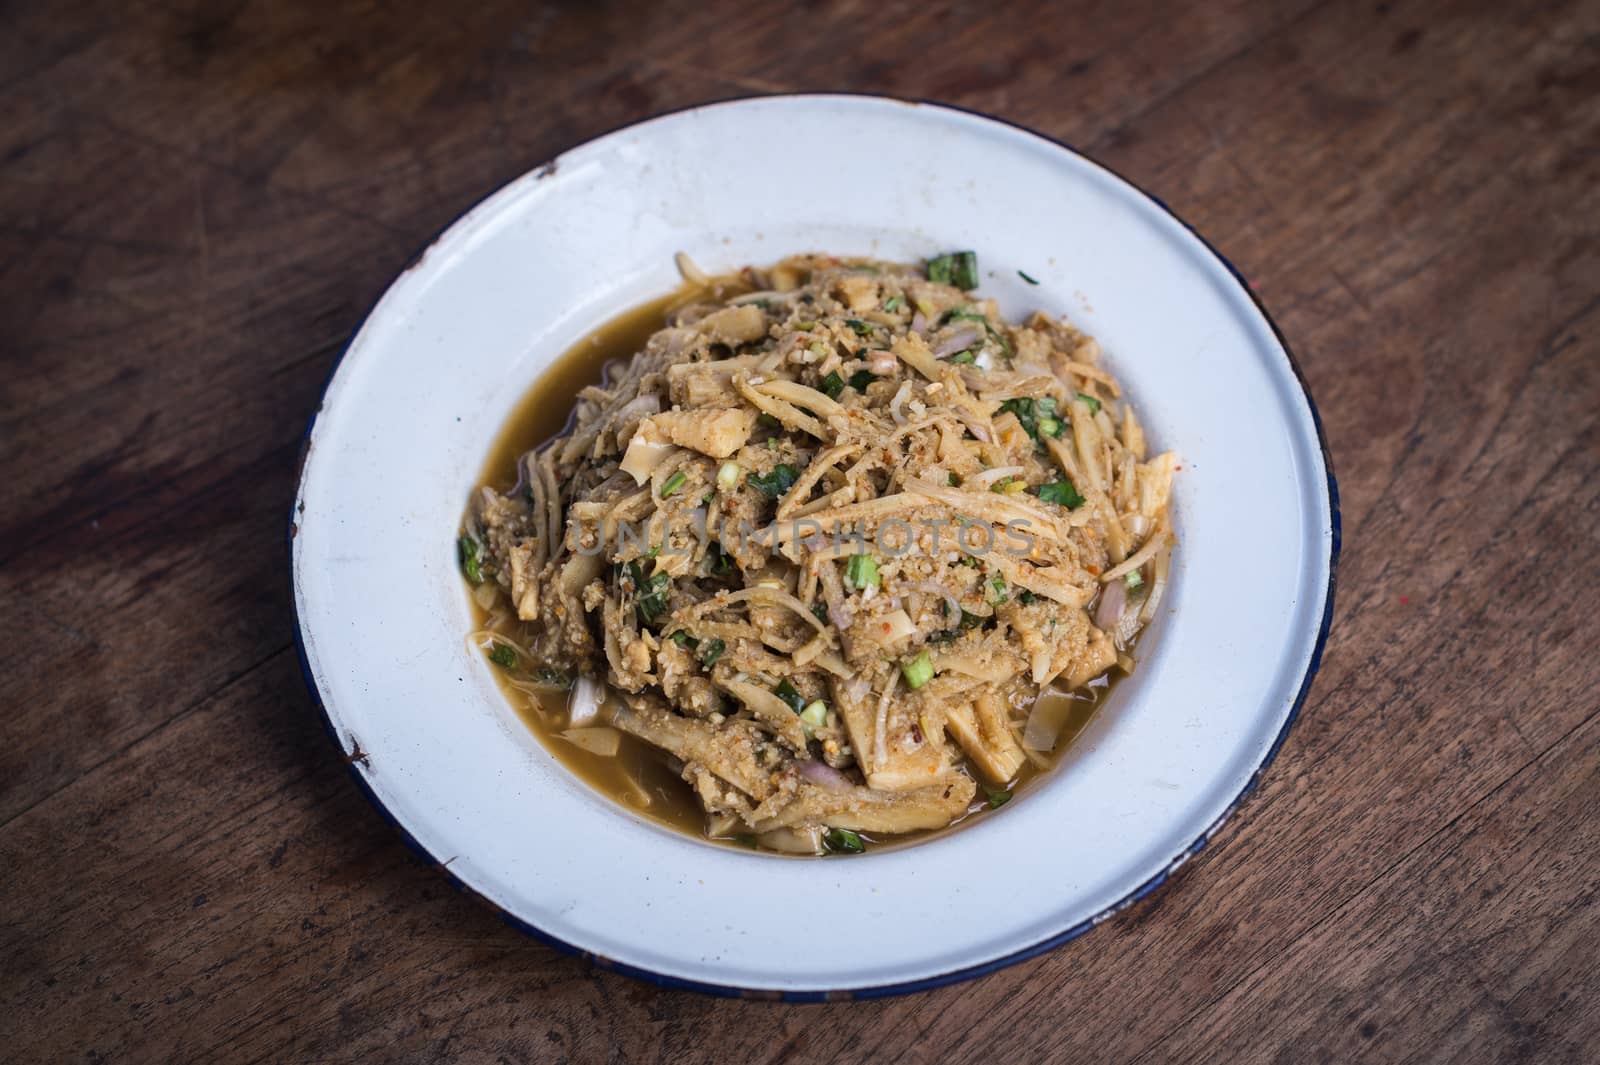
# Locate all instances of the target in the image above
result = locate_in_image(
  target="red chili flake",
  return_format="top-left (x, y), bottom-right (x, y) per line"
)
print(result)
top-left (1399, 596), bottom-right (1409, 604)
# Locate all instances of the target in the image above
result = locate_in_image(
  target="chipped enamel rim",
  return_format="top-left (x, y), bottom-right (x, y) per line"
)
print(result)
top-left (290, 95), bottom-right (1339, 1000)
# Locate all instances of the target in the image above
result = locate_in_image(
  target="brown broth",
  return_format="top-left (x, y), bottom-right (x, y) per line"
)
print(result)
top-left (468, 284), bottom-right (1113, 853)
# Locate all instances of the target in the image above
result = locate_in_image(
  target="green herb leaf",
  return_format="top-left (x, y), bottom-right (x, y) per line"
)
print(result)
top-left (823, 828), bottom-right (866, 854)
top-left (848, 370), bottom-right (876, 392)
top-left (1018, 270), bottom-right (1040, 285)
top-left (927, 250), bottom-right (979, 290)
top-left (948, 351), bottom-right (977, 365)
top-left (699, 637), bottom-right (726, 668)
top-left (987, 573), bottom-right (1008, 605)
top-left (845, 318), bottom-right (874, 336)
top-left (883, 295), bottom-right (903, 312)
top-left (708, 541), bottom-right (737, 575)
top-left (774, 679), bottom-right (806, 713)
top-left (659, 471), bottom-right (687, 498)
top-left (1125, 570), bottom-right (1144, 590)
top-left (669, 630), bottom-right (698, 649)
top-left (820, 371), bottom-right (846, 399)
top-left (628, 561), bottom-right (672, 624)
top-left (487, 642), bottom-right (518, 668)
top-left (983, 785), bottom-right (1013, 808)
top-left (748, 464), bottom-right (799, 498)
top-left (999, 397), bottom-right (1039, 439)
top-left (1076, 392), bottom-right (1102, 414)
top-left (458, 534), bottom-right (484, 585)
top-left (1037, 481), bottom-right (1086, 509)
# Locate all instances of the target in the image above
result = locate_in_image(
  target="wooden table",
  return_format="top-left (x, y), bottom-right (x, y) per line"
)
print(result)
top-left (3, 0), bottom-right (1596, 1060)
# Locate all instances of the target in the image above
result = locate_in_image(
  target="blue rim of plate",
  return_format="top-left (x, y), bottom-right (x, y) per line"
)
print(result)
top-left (288, 93), bottom-right (1341, 1002)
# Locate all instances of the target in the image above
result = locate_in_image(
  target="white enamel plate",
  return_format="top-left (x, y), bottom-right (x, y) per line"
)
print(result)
top-left (292, 95), bottom-right (1338, 999)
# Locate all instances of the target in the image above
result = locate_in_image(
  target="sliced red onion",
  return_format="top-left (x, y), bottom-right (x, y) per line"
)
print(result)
top-left (932, 326), bottom-right (982, 358)
top-left (1023, 689), bottom-right (1077, 751)
top-left (567, 675), bottom-right (604, 727)
top-left (957, 414), bottom-right (991, 443)
top-left (797, 760), bottom-right (853, 791)
top-left (910, 311), bottom-right (928, 335)
top-left (1093, 577), bottom-right (1127, 632)
top-left (828, 601), bottom-right (855, 630)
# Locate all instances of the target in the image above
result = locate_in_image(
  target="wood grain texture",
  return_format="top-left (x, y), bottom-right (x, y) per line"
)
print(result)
top-left (2, 0), bottom-right (1596, 1061)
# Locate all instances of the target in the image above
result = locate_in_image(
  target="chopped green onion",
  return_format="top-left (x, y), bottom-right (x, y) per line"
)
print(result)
top-left (901, 650), bottom-right (934, 690)
top-left (883, 295), bottom-right (903, 312)
top-left (1037, 481), bottom-right (1086, 509)
top-left (716, 461), bottom-right (741, 492)
top-left (848, 370), bottom-right (876, 392)
top-left (659, 471), bottom-right (687, 498)
top-left (990, 476), bottom-right (1014, 494)
top-left (1125, 570), bottom-right (1145, 590)
top-left (774, 679), bottom-right (806, 713)
top-left (748, 464), bottom-right (799, 497)
top-left (487, 643), bottom-right (517, 668)
top-left (1076, 392), bottom-right (1102, 414)
top-left (458, 534), bottom-right (483, 585)
top-left (1018, 270), bottom-right (1039, 285)
top-left (823, 828), bottom-right (866, 854)
top-left (948, 351), bottom-right (976, 365)
top-left (820, 371), bottom-right (846, 399)
top-left (699, 637), bottom-right (725, 668)
top-left (845, 553), bottom-right (880, 591)
top-left (926, 250), bottom-right (979, 290)
top-left (987, 573), bottom-right (1008, 605)
top-left (1037, 416), bottom-right (1063, 437)
top-left (983, 785), bottom-right (1013, 808)
top-left (669, 630), bottom-right (698, 648)
top-left (800, 701), bottom-right (828, 729)
top-left (845, 318), bottom-right (874, 336)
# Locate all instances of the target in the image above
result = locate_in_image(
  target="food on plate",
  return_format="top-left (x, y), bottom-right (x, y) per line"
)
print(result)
top-left (461, 253), bottom-right (1177, 854)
